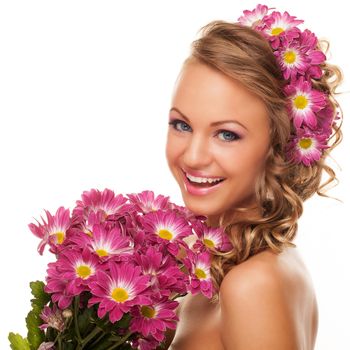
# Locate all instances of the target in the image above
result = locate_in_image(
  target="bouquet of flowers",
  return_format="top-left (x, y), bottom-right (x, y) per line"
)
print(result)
top-left (9, 188), bottom-right (232, 350)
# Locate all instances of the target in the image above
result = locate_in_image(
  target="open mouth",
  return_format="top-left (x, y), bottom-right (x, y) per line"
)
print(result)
top-left (182, 170), bottom-right (226, 188)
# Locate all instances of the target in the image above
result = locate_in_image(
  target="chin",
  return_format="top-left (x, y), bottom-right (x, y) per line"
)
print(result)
top-left (181, 196), bottom-right (227, 218)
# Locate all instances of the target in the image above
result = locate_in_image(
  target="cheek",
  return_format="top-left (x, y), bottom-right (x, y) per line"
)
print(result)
top-left (215, 144), bottom-right (267, 186)
top-left (165, 133), bottom-right (183, 168)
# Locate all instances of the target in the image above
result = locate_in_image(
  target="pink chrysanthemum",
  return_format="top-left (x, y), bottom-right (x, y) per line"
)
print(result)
top-left (45, 262), bottom-right (74, 309)
top-left (168, 202), bottom-right (207, 222)
top-left (300, 29), bottom-right (326, 79)
top-left (72, 188), bottom-right (131, 223)
top-left (141, 211), bottom-right (192, 256)
top-left (130, 298), bottom-right (179, 341)
top-left (71, 223), bottom-right (133, 260)
top-left (135, 246), bottom-right (187, 298)
top-left (28, 206), bottom-right (71, 255)
top-left (317, 103), bottom-right (335, 137)
top-left (39, 304), bottom-right (65, 332)
top-left (191, 221), bottom-right (232, 253)
top-left (274, 42), bottom-right (309, 80)
top-left (284, 77), bottom-right (327, 128)
top-left (55, 247), bottom-right (100, 295)
top-left (263, 11), bottom-right (303, 49)
top-left (286, 129), bottom-right (329, 166)
top-left (131, 336), bottom-right (161, 350)
top-left (184, 251), bottom-right (213, 298)
top-left (88, 262), bottom-right (151, 323)
top-left (126, 190), bottom-right (170, 214)
top-left (237, 4), bottom-right (269, 28)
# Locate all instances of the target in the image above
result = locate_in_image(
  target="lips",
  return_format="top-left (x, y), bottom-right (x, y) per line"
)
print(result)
top-left (181, 169), bottom-right (226, 196)
top-left (181, 168), bottom-right (226, 181)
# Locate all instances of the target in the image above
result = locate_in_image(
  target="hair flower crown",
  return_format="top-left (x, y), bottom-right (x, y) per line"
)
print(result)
top-left (237, 4), bottom-right (338, 166)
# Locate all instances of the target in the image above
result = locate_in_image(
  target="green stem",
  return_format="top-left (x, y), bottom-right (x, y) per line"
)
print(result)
top-left (58, 337), bottom-right (62, 350)
top-left (81, 326), bottom-right (102, 346)
top-left (74, 296), bottom-right (83, 344)
top-left (105, 331), bottom-right (133, 350)
top-left (88, 332), bottom-right (106, 348)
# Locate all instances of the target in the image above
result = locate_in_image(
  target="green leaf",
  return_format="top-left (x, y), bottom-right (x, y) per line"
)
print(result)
top-left (26, 296), bottom-right (45, 349)
top-left (30, 280), bottom-right (51, 308)
top-left (8, 333), bottom-right (30, 350)
top-left (116, 313), bottom-right (131, 329)
top-left (78, 307), bottom-right (95, 337)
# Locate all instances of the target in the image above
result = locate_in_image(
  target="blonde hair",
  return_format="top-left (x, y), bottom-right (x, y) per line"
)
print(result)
top-left (184, 20), bottom-right (343, 300)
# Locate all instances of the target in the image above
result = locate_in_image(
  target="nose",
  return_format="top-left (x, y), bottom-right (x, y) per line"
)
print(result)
top-left (183, 133), bottom-right (212, 169)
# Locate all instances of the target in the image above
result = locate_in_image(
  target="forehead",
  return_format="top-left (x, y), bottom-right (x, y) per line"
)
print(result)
top-left (171, 61), bottom-right (269, 127)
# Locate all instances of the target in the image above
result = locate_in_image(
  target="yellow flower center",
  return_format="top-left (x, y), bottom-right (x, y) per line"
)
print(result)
top-left (271, 27), bottom-right (284, 35)
top-left (158, 229), bottom-right (173, 240)
top-left (293, 95), bottom-right (308, 110)
top-left (284, 50), bottom-right (296, 64)
top-left (75, 265), bottom-right (92, 279)
top-left (96, 249), bottom-right (109, 257)
top-left (111, 287), bottom-right (129, 302)
top-left (299, 138), bottom-right (312, 149)
top-left (203, 238), bottom-right (215, 248)
top-left (55, 231), bottom-right (65, 244)
top-left (141, 305), bottom-right (156, 318)
top-left (195, 268), bottom-right (207, 280)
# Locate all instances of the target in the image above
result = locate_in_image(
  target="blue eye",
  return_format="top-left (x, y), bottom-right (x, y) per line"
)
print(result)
top-left (168, 119), bottom-right (191, 132)
top-left (217, 130), bottom-right (240, 142)
top-left (168, 119), bottom-right (240, 143)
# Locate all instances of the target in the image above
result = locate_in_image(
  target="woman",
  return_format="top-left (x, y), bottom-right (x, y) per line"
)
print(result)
top-left (164, 4), bottom-right (342, 350)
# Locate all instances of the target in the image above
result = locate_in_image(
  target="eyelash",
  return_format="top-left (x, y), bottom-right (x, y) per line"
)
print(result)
top-left (168, 119), bottom-right (241, 142)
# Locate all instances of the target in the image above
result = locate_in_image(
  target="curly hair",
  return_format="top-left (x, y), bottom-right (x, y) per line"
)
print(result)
top-left (183, 20), bottom-right (343, 301)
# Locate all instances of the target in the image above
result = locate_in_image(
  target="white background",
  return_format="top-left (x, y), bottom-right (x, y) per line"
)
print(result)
top-left (0, 1), bottom-right (348, 349)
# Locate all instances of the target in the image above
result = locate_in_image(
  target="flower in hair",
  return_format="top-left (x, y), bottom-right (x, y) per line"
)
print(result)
top-left (237, 4), bottom-right (337, 166)
top-left (284, 77), bottom-right (327, 129)
top-left (287, 129), bottom-right (328, 166)
top-left (238, 4), bottom-right (269, 28)
top-left (262, 10), bottom-right (304, 49)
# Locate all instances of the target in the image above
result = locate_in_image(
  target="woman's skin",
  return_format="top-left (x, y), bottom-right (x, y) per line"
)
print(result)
top-left (164, 60), bottom-right (318, 349)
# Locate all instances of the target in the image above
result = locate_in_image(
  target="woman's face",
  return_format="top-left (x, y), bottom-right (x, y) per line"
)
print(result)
top-left (165, 60), bottom-right (271, 220)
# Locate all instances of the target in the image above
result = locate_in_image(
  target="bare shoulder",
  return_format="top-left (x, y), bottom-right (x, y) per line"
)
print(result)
top-left (219, 247), bottom-right (317, 350)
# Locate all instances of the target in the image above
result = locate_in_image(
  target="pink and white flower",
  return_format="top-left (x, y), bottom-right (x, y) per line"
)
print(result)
top-left (134, 246), bottom-right (187, 298)
top-left (126, 190), bottom-right (170, 214)
top-left (274, 42), bottom-right (309, 80)
top-left (54, 247), bottom-right (100, 295)
top-left (88, 261), bottom-right (151, 323)
top-left (141, 211), bottom-right (192, 256)
top-left (263, 10), bottom-right (303, 49)
top-left (286, 129), bottom-right (329, 166)
top-left (45, 262), bottom-right (75, 309)
top-left (184, 251), bottom-right (214, 298)
top-left (237, 4), bottom-right (269, 29)
top-left (130, 298), bottom-right (179, 341)
top-left (39, 304), bottom-right (65, 332)
top-left (284, 77), bottom-right (327, 129)
top-left (28, 206), bottom-right (71, 255)
top-left (72, 188), bottom-right (131, 223)
top-left (71, 223), bottom-right (133, 260)
top-left (191, 221), bottom-right (232, 252)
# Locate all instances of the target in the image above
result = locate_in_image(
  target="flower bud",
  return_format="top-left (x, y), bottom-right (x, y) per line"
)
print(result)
top-left (62, 309), bottom-right (73, 318)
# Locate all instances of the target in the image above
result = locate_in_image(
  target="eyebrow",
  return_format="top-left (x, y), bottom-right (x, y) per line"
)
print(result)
top-left (169, 107), bottom-right (248, 130)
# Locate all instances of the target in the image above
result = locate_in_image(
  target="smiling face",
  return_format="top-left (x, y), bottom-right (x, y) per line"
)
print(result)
top-left (165, 59), bottom-right (271, 222)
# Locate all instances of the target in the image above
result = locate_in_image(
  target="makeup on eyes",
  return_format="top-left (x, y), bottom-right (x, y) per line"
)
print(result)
top-left (168, 118), bottom-right (242, 142)
top-left (169, 107), bottom-right (248, 130)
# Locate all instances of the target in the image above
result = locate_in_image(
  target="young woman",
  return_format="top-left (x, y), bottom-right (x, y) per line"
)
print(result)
top-left (164, 5), bottom-right (343, 350)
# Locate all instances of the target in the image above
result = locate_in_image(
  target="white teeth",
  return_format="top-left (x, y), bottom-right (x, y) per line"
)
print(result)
top-left (186, 173), bottom-right (224, 184)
